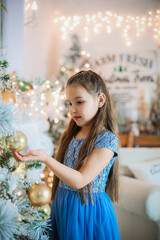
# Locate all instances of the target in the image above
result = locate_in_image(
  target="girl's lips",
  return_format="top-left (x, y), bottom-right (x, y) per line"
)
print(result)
top-left (74, 116), bottom-right (81, 120)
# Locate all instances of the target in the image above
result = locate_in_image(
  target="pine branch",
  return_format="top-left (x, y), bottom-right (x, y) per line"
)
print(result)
top-left (0, 148), bottom-right (16, 171)
top-left (24, 161), bottom-right (42, 171)
top-left (13, 234), bottom-right (32, 240)
top-left (0, 60), bottom-right (9, 70)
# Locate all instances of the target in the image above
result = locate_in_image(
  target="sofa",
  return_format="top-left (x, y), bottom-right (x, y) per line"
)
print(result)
top-left (114, 147), bottom-right (160, 240)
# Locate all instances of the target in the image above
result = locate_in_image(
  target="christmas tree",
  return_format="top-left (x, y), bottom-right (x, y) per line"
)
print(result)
top-left (0, 61), bottom-right (51, 240)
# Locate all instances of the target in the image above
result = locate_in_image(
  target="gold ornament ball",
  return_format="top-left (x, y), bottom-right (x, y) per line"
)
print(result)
top-left (1, 91), bottom-right (16, 104)
top-left (5, 130), bottom-right (27, 152)
top-left (40, 204), bottom-right (51, 221)
top-left (28, 183), bottom-right (52, 207)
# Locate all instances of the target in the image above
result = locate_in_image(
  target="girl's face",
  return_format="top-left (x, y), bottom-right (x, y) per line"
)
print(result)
top-left (66, 84), bottom-right (99, 130)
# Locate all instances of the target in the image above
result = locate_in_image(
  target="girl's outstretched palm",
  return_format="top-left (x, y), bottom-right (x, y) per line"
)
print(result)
top-left (12, 149), bottom-right (49, 163)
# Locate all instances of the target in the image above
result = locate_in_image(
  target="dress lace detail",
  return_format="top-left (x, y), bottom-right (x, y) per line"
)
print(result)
top-left (58, 130), bottom-right (119, 192)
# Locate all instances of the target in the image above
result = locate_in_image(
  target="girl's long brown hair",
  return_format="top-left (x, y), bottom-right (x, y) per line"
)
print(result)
top-left (52, 70), bottom-right (119, 205)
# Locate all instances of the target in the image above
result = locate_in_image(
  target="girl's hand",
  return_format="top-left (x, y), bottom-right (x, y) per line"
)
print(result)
top-left (12, 149), bottom-right (49, 163)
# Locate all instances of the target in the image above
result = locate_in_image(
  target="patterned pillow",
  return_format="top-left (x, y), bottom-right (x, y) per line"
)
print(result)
top-left (128, 159), bottom-right (160, 186)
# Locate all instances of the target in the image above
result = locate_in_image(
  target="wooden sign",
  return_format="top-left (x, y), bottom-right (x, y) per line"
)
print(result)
top-left (90, 51), bottom-right (158, 122)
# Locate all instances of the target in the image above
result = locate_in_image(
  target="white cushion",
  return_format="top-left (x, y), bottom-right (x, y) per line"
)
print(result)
top-left (128, 159), bottom-right (160, 186)
top-left (119, 148), bottom-right (160, 165)
top-left (146, 188), bottom-right (160, 221)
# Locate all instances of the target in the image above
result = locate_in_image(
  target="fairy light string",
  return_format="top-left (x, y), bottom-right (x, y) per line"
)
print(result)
top-left (53, 9), bottom-right (160, 45)
top-left (6, 49), bottom-right (91, 124)
top-left (24, 0), bottom-right (38, 12)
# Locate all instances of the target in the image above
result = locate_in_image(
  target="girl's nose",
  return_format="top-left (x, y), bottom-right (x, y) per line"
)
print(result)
top-left (71, 105), bottom-right (77, 113)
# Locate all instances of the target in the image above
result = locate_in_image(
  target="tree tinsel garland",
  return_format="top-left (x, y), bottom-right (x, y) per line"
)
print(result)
top-left (0, 100), bottom-right (17, 138)
top-left (0, 199), bottom-right (20, 239)
top-left (29, 221), bottom-right (50, 240)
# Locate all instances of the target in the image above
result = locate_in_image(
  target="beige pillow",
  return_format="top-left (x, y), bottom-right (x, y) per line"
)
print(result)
top-left (119, 165), bottom-right (134, 177)
top-left (128, 159), bottom-right (160, 186)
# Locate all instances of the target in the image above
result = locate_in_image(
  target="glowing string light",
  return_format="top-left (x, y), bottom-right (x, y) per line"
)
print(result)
top-left (31, 1), bottom-right (38, 11)
top-left (53, 9), bottom-right (160, 45)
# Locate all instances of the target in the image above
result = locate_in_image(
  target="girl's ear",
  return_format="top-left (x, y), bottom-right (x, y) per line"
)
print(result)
top-left (98, 93), bottom-right (106, 108)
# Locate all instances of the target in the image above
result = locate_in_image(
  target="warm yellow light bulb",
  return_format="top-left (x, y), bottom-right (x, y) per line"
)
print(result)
top-left (127, 41), bottom-right (131, 46)
top-left (19, 82), bottom-right (24, 87)
top-left (106, 26), bottom-right (111, 33)
top-left (41, 110), bottom-right (46, 115)
top-left (86, 52), bottom-right (91, 57)
top-left (69, 26), bottom-right (74, 31)
top-left (62, 35), bottom-right (67, 40)
top-left (81, 50), bottom-right (86, 55)
top-left (61, 67), bottom-right (66, 72)
top-left (75, 68), bottom-right (80, 72)
top-left (116, 23), bottom-right (121, 27)
top-left (93, 28), bottom-right (99, 33)
top-left (17, 191), bottom-right (22, 197)
top-left (54, 117), bottom-right (59, 123)
top-left (49, 171), bottom-right (54, 177)
top-left (85, 63), bottom-right (90, 68)
top-left (40, 173), bottom-right (45, 178)
top-left (31, 1), bottom-right (38, 11)
top-left (53, 18), bottom-right (58, 23)
top-left (53, 102), bottom-right (58, 106)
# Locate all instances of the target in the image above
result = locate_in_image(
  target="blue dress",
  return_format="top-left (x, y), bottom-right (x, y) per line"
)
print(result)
top-left (49, 130), bottom-right (120, 240)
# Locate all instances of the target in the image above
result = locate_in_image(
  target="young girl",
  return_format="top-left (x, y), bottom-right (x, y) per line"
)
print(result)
top-left (13, 70), bottom-right (120, 240)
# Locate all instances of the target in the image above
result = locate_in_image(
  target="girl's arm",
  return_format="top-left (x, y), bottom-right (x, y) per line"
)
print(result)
top-left (13, 148), bottom-right (114, 189)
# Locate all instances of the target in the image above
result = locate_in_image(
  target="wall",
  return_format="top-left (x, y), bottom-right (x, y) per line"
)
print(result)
top-left (3, 0), bottom-right (24, 76)
top-left (24, 0), bottom-right (160, 81)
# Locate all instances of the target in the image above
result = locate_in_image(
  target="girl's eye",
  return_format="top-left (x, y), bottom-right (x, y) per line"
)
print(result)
top-left (77, 101), bottom-right (83, 104)
top-left (66, 101), bottom-right (72, 106)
